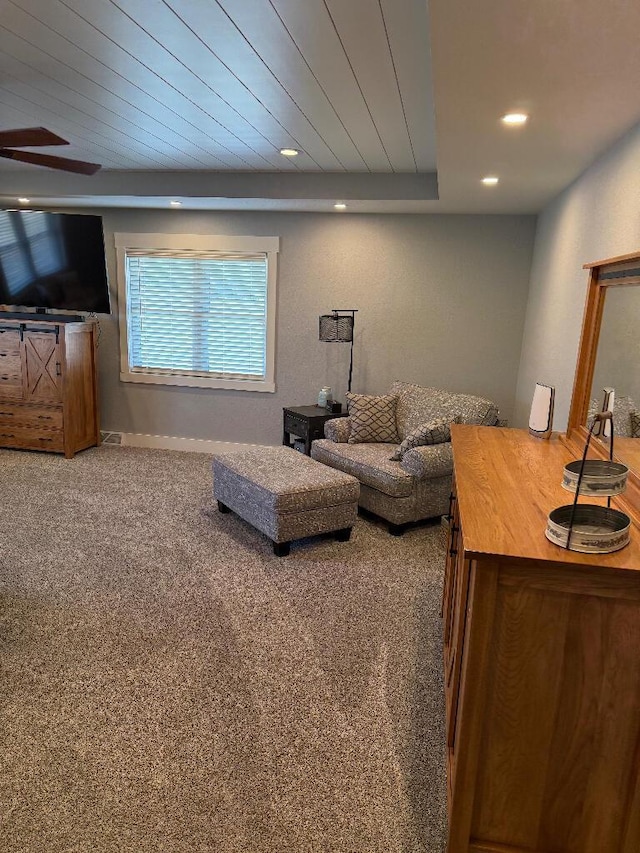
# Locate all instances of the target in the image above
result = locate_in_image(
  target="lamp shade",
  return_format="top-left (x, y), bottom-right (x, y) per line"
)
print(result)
top-left (319, 313), bottom-right (354, 342)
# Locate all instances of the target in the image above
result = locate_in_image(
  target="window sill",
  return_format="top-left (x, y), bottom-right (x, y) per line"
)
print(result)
top-left (119, 371), bottom-right (275, 392)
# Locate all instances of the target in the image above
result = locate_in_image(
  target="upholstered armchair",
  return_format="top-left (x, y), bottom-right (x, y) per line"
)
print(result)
top-left (311, 381), bottom-right (500, 534)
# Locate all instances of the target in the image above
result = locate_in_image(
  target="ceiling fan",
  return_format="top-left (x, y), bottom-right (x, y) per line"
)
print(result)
top-left (0, 127), bottom-right (101, 175)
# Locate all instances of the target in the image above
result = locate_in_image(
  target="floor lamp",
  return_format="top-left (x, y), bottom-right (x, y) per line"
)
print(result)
top-left (318, 309), bottom-right (358, 393)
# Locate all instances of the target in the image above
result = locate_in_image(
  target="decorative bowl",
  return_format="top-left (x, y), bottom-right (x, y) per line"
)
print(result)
top-left (561, 459), bottom-right (629, 497)
top-left (545, 504), bottom-right (630, 553)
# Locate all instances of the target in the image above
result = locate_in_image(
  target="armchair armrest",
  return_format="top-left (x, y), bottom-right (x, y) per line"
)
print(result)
top-left (324, 417), bottom-right (352, 443)
top-left (400, 442), bottom-right (453, 479)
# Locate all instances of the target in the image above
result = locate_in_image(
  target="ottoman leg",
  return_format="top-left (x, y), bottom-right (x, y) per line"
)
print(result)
top-left (335, 527), bottom-right (352, 542)
top-left (273, 541), bottom-right (291, 557)
top-left (217, 500), bottom-right (231, 513)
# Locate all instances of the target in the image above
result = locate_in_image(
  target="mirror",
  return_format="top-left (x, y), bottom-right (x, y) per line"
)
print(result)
top-left (589, 285), bottom-right (640, 471)
top-left (567, 250), bottom-right (640, 511)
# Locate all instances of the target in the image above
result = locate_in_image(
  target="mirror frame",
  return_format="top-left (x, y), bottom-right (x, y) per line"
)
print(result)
top-left (565, 249), bottom-right (640, 517)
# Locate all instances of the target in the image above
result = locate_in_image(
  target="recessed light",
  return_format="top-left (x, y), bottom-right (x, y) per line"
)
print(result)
top-left (481, 176), bottom-right (499, 185)
top-left (169, 200), bottom-right (182, 207)
top-left (279, 148), bottom-right (299, 157)
top-left (334, 202), bottom-right (347, 210)
top-left (502, 113), bottom-right (528, 126)
top-left (18, 197), bottom-right (30, 204)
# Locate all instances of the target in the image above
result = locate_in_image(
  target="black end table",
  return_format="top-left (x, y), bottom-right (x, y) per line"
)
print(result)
top-left (282, 405), bottom-right (347, 456)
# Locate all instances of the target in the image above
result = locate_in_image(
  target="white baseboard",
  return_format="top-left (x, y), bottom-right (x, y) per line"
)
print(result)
top-left (118, 432), bottom-right (273, 454)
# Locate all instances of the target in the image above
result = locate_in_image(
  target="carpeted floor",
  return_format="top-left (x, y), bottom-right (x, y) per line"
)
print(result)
top-left (0, 445), bottom-right (448, 853)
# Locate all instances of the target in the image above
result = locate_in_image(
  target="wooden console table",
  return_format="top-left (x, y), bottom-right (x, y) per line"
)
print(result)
top-left (444, 424), bottom-right (640, 853)
top-left (282, 405), bottom-right (347, 456)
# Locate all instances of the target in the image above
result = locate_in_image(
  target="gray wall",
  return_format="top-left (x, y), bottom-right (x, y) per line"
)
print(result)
top-left (94, 209), bottom-right (535, 445)
top-left (514, 119), bottom-right (640, 430)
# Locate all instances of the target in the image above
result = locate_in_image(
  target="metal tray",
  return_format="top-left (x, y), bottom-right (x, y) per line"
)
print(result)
top-left (561, 459), bottom-right (629, 497)
top-left (546, 504), bottom-right (630, 553)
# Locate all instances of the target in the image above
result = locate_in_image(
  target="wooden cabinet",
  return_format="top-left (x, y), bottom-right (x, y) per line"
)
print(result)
top-left (442, 487), bottom-right (471, 804)
top-left (444, 424), bottom-right (640, 853)
top-left (0, 316), bottom-right (99, 458)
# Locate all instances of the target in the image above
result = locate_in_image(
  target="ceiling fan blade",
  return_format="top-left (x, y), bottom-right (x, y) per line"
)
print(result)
top-left (0, 148), bottom-right (101, 175)
top-left (0, 127), bottom-right (69, 148)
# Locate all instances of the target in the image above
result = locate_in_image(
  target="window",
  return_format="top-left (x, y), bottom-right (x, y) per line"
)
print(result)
top-left (115, 233), bottom-right (278, 392)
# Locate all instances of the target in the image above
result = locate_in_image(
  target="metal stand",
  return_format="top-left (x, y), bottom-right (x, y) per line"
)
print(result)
top-left (566, 412), bottom-right (614, 550)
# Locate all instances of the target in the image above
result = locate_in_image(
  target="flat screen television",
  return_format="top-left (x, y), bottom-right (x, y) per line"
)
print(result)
top-left (0, 209), bottom-right (110, 314)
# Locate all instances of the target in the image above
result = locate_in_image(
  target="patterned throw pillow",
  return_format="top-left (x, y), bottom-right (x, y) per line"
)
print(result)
top-left (389, 416), bottom-right (460, 461)
top-left (631, 411), bottom-right (640, 438)
top-left (346, 393), bottom-right (400, 444)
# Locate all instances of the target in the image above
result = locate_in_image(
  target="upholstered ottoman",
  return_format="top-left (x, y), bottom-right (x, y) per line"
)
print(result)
top-left (213, 446), bottom-right (360, 556)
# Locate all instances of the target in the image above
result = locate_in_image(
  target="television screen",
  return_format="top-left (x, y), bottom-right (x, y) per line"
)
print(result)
top-left (0, 210), bottom-right (110, 314)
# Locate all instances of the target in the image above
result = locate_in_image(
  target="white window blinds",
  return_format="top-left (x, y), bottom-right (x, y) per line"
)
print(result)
top-left (125, 249), bottom-right (268, 380)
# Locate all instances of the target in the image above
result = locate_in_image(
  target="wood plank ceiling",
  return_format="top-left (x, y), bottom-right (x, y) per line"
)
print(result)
top-left (0, 0), bottom-right (436, 174)
top-left (3, 0), bottom-right (640, 213)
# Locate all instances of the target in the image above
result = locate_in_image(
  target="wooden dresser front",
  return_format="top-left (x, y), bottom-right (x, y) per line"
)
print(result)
top-left (0, 316), bottom-right (99, 458)
top-left (444, 425), bottom-right (640, 853)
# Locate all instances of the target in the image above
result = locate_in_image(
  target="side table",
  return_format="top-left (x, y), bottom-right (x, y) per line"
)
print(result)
top-left (283, 405), bottom-right (347, 456)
